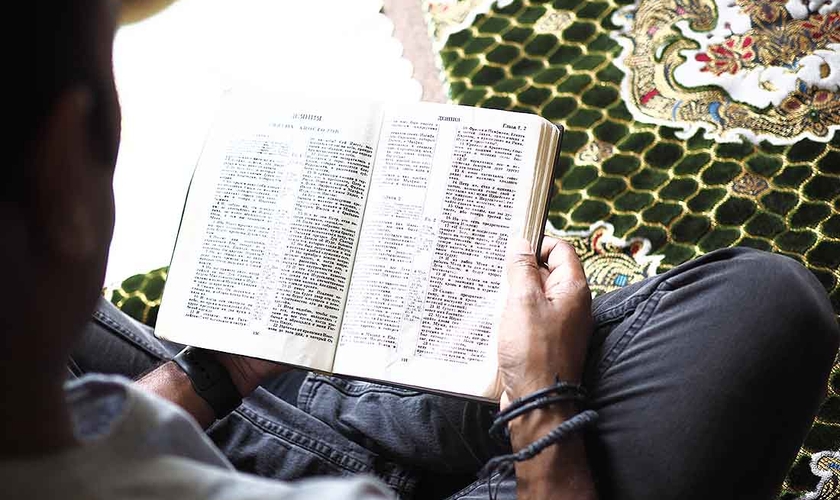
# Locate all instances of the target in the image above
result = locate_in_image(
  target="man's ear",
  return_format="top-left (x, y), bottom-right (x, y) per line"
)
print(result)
top-left (27, 86), bottom-right (107, 262)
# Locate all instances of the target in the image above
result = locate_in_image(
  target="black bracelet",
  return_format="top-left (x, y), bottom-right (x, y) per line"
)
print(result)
top-left (481, 410), bottom-right (599, 500)
top-left (481, 410), bottom-right (599, 477)
top-left (503, 378), bottom-right (587, 415)
top-left (481, 378), bottom-right (596, 500)
top-left (172, 347), bottom-right (242, 420)
top-left (490, 378), bottom-right (587, 440)
top-left (489, 392), bottom-right (585, 440)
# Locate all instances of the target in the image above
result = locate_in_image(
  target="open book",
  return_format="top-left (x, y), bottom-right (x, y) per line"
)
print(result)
top-left (155, 92), bottom-right (563, 401)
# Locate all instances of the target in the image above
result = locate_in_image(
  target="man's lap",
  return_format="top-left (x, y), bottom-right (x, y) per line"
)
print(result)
top-left (69, 247), bottom-right (840, 500)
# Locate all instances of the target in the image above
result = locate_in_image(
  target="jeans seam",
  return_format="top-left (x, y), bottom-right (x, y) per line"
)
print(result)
top-left (234, 404), bottom-right (416, 493)
top-left (235, 405), bottom-right (368, 473)
top-left (592, 294), bottom-right (648, 326)
top-left (297, 375), bottom-right (318, 413)
top-left (446, 472), bottom-right (504, 499)
top-left (67, 357), bottom-right (83, 378)
top-left (309, 375), bottom-right (424, 398)
top-left (596, 286), bottom-right (670, 378)
top-left (92, 308), bottom-right (168, 360)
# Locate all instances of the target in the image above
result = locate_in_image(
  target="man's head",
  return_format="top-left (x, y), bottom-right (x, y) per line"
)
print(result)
top-left (2, 1), bottom-right (121, 369)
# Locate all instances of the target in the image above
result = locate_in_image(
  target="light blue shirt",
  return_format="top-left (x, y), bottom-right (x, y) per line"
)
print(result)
top-left (1, 375), bottom-right (393, 500)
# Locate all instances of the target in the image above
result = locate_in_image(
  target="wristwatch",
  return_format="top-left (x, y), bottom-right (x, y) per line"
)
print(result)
top-left (172, 347), bottom-right (242, 419)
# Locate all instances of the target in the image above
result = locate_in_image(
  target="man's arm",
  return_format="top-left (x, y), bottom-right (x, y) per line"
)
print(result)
top-left (137, 353), bottom-right (285, 429)
top-left (137, 361), bottom-right (217, 428)
top-left (498, 237), bottom-right (598, 500)
top-left (508, 403), bottom-right (596, 499)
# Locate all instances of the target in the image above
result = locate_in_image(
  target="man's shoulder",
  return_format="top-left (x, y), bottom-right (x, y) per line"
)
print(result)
top-left (3, 451), bottom-right (392, 500)
top-left (124, 456), bottom-right (395, 500)
top-left (65, 373), bottom-right (233, 467)
top-left (2, 375), bottom-right (393, 500)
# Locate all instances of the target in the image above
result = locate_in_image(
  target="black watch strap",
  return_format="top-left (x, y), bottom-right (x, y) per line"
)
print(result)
top-left (172, 347), bottom-right (242, 419)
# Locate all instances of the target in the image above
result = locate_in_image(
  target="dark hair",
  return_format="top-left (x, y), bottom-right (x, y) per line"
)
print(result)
top-left (34, 1), bottom-right (103, 137)
top-left (8, 1), bottom-right (111, 199)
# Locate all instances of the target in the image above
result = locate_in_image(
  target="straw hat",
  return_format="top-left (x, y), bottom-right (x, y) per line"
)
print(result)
top-left (120, 0), bottom-right (178, 25)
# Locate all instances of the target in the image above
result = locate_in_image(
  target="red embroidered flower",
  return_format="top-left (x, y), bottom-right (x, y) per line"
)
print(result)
top-left (801, 12), bottom-right (840, 45)
top-left (695, 36), bottom-right (756, 75)
top-left (779, 87), bottom-right (840, 137)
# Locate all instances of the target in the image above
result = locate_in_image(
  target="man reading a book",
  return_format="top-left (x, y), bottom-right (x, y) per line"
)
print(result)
top-left (3, 1), bottom-right (839, 499)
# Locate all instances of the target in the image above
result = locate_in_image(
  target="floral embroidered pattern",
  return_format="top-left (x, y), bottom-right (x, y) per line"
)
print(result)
top-left (576, 141), bottom-right (614, 165)
top-left (545, 222), bottom-right (662, 298)
top-left (613, 0), bottom-right (840, 144)
top-left (696, 35), bottom-right (756, 75)
top-left (801, 12), bottom-right (840, 44)
top-left (424, 0), bottom-right (514, 49)
top-left (778, 84), bottom-right (840, 135)
top-left (735, 0), bottom-right (788, 25)
top-left (800, 451), bottom-right (840, 500)
top-left (753, 24), bottom-right (811, 66)
top-left (730, 172), bottom-right (770, 197)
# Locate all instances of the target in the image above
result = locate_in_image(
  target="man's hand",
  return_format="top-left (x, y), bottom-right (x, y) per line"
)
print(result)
top-left (215, 353), bottom-right (291, 397)
top-left (496, 237), bottom-right (598, 500)
top-left (498, 237), bottom-right (593, 408)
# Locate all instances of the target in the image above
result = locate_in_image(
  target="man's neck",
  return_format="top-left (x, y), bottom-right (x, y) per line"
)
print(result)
top-left (0, 370), bottom-right (77, 459)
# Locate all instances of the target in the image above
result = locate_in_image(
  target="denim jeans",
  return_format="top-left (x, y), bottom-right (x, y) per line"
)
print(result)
top-left (69, 248), bottom-right (840, 500)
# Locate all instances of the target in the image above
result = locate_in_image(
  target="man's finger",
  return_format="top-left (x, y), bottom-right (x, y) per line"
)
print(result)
top-left (544, 239), bottom-right (582, 274)
top-left (543, 240), bottom-right (588, 297)
top-left (506, 238), bottom-right (542, 297)
top-left (539, 236), bottom-right (560, 264)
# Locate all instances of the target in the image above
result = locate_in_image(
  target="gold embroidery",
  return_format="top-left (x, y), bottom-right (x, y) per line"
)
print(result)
top-left (612, 0), bottom-right (840, 144)
top-left (546, 222), bottom-right (663, 297)
top-left (731, 172), bottom-right (770, 196)
top-left (534, 8), bottom-right (574, 34)
top-left (576, 140), bottom-right (615, 165)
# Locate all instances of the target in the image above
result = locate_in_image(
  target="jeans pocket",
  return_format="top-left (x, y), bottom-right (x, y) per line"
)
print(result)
top-left (212, 386), bottom-right (419, 496)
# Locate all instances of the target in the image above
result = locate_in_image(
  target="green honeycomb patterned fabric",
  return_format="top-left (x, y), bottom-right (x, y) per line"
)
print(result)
top-left (104, 267), bottom-right (167, 327)
top-left (423, 0), bottom-right (839, 498)
top-left (427, 0), bottom-right (839, 311)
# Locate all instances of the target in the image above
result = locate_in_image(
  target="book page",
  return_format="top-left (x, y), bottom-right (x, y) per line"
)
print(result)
top-left (156, 92), bottom-right (383, 371)
top-left (333, 103), bottom-right (549, 398)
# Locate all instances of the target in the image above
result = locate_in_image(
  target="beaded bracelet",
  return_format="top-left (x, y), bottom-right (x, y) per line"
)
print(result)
top-left (480, 378), bottom-right (598, 500)
top-left (489, 391), bottom-right (586, 440)
top-left (502, 379), bottom-right (587, 414)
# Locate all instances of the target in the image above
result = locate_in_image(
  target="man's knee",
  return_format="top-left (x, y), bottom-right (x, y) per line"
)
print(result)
top-left (703, 247), bottom-right (839, 365)
top-left (723, 248), bottom-right (833, 314)
top-left (662, 249), bottom-right (838, 497)
top-left (667, 247), bottom-right (838, 360)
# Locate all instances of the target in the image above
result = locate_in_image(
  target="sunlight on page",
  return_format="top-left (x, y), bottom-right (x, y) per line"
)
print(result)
top-left (333, 103), bottom-right (549, 399)
top-left (152, 93), bottom-right (560, 396)
top-left (155, 92), bottom-right (385, 371)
